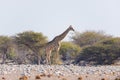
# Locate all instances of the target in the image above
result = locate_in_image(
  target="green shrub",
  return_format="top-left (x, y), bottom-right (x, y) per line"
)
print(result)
top-left (60, 42), bottom-right (81, 61)
top-left (75, 38), bottom-right (120, 65)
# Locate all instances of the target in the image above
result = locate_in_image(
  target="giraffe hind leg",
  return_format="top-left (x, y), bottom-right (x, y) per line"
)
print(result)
top-left (46, 50), bottom-right (51, 65)
top-left (48, 51), bottom-right (51, 65)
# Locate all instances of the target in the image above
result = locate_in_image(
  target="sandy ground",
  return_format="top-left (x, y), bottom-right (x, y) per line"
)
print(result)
top-left (0, 65), bottom-right (120, 80)
top-left (0, 73), bottom-right (119, 80)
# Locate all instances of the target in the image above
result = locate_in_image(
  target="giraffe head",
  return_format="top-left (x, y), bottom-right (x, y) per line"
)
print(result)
top-left (69, 25), bottom-right (75, 31)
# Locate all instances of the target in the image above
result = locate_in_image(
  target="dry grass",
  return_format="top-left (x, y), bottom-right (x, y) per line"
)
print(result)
top-left (35, 75), bottom-right (41, 79)
top-left (47, 74), bottom-right (53, 78)
top-left (62, 78), bottom-right (67, 80)
top-left (101, 78), bottom-right (107, 80)
top-left (2, 77), bottom-right (6, 80)
top-left (78, 76), bottom-right (83, 80)
top-left (40, 73), bottom-right (46, 77)
top-left (115, 78), bottom-right (120, 80)
top-left (19, 76), bottom-right (28, 80)
top-left (58, 76), bottom-right (62, 78)
top-left (85, 75), bottom-right (88, 78)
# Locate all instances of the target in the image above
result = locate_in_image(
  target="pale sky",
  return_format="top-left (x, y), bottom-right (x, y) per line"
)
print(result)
top-left (0, 0), bottom-right (120, 41)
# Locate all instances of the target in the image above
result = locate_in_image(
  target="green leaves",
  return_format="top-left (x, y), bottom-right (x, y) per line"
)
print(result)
top-left (60, 42), bottom-right (81, 61)
top-left (78, 38), bottom-right (120, 65)
top-left (0, 36), bottom-right (11, 45)
top-left (15, 31), bottom-right (47, 46)
top-left (15, 31), bottom-right (48, 65)
top-left (0, 36), bottom-right (13, 64)
top-left (72, 31), bottom-right (111, 47)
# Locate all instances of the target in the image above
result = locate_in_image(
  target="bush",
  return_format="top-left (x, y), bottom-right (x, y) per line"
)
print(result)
top-left (59, 42), bottom-right (81, 64)
top-left (71, 31), bottom-right (111, 47)
top-left (75, 38), bottom-right (120, 65)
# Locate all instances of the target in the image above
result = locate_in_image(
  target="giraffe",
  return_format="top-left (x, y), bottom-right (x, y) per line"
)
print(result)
top-left (43, 25), bottom-right (75, 64)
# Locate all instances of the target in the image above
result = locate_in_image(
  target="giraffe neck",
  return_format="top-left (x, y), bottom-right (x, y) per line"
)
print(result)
top-left (55, 28), bottom-right (71, 42)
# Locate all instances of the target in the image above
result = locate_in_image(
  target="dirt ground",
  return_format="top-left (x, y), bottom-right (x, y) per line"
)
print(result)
top-left (0, 65), bottom-right (120, 80)
top-left (0, 72), bottom-right (120, 80)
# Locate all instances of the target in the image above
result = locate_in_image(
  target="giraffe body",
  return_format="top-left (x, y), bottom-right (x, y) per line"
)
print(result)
top-left (44, 40), bottom-right (60, 64)
top-left (43, 25), bottom-right (74, 64)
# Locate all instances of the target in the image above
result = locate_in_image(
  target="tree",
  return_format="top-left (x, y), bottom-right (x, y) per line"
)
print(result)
top-left (75, 38), bottom-right (120, 65)
top-left (59, 42), bottom-right (81, 64)
top-left (15, 31), bottom-right (47, 65)
top-left (72, 31), bottom-right (111, 47)
top-left (0, 36), bottom-right (12, 64)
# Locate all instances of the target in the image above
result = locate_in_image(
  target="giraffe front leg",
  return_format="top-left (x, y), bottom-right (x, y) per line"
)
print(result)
top-left (48, 51), bottom-right (52, 65)
top-left (46, 50), bottom-right (51, 65)
top-left (55, 46), bottom-right (60, 64)
top-left (45, 50), bottom-right (49, 65)
top-left (46, 55), bottom-right (49, 65)
top-left (48, 54), bottom-right (51, 65)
